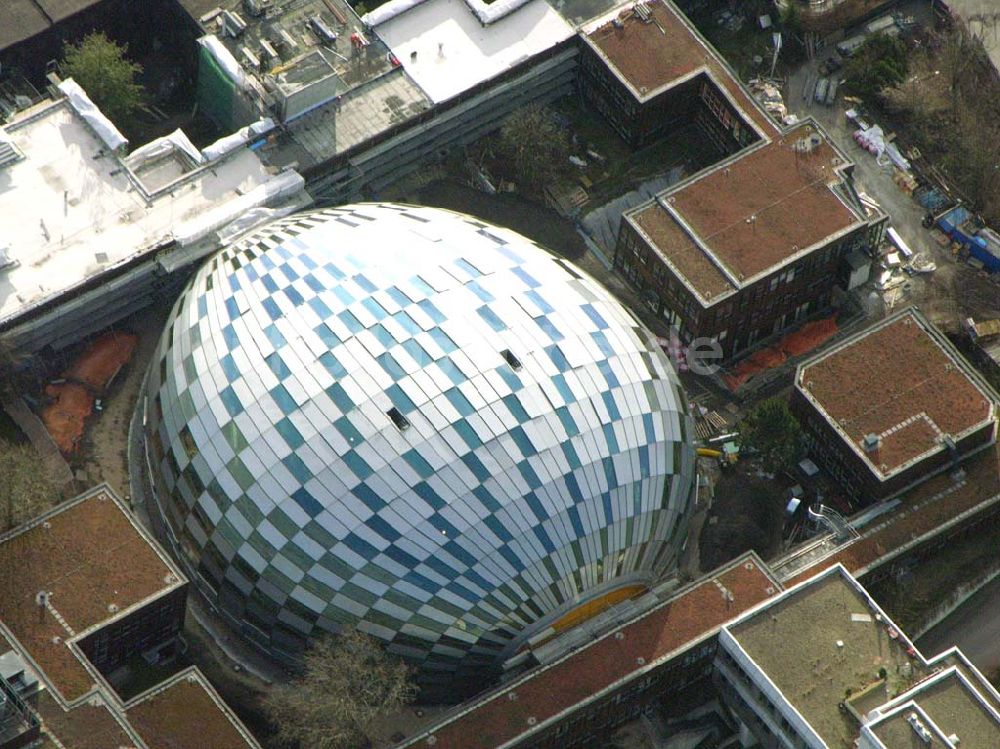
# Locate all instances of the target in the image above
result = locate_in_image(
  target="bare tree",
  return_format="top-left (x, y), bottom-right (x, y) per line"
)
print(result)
top-left (263, 630), bottom-right (417, 749)
top-left (0, 443), bottom-right (55, 533)
top-left (950, 100), bottom-right (1000, 221)
top-left (0, 335), bottom-right (37, 402)
top-left (491, 106), bottom-right (570, 192)
top-left (939, 24), bottom-right (984, 108)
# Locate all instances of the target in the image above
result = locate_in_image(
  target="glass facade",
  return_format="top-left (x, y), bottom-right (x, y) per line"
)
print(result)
top-left (144, 203), bottom-right (696, 675)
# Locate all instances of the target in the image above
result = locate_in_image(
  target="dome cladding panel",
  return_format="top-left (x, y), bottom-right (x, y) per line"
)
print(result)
top-left (144, 203), bottom-right (696, 670)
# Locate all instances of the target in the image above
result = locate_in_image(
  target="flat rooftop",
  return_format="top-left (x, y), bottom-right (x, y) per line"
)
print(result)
top-left (798, 308), bottom-right (997, 479)
top-left (0, 98), bottom-right (277, 328)
top-left (0, 486), bottom-right (182, 700)
top-left (263, 70), bottom-right (431, 171)
top-left (192, 0), bottom-right (395, 96)
top-left (0, 0), bottom-right (50, 51)
top-left (400, 553), bottom-right (780, 748)
top-left (630, 123), bottom-right (866, 303)
top-left (367, 0), bottom-right (575, 104)
top-left (725, 566), bottom-right (928, 749)
top-left (28, 657), bottom-right (262, 748)
top-left (583, 0), bottom-right (777, 135)
top-left (867, 668), bottom-right (1000, 749)
top-left (125, 668), bottom-right (262, 749)
top-left (0, 486), bottom-right (261, 747)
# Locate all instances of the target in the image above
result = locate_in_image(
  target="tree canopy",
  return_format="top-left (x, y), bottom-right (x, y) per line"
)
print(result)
top-left (61, 33), bottom-right (145, 124)
top-left (737, 397), bottom-right (803, 475)
top-left (843, 33), bottom-right (910, 101)
top-left (263, 630), bottom-right (417, 749)
top-left (492, 106), bottom-right (570, 192)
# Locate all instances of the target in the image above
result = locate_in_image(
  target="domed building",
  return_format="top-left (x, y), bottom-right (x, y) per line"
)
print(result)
top-left (142, 204), bottom-right (695, 690)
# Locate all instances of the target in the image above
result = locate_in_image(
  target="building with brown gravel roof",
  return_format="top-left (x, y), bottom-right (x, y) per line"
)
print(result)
top-left (0, 484), bottom-right (261, 748)
top-left (793, 307), bottom-right (998, 503)
top-left (582, 2), bottom-right (885, 363)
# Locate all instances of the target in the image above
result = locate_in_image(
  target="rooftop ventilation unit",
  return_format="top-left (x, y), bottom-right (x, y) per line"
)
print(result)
top-left (310, 16), bottom-right (338, 45)
top-left (906, 712), bottom-right (932, 744)
top-left (222, 10), bottom-right (248, 37)
top-left (244, 0), bottom-right (274, 17)
top-left (634, 3), bottom-right (652, 22)
top-left (241, 46), bottom-right (262, 71)
top-left (278, 29), bottom-right (300, 53)
top-left (0, 246), bottom-right (16, 273)
top-left (260, 40), bottom-right (279, 65)
top-left (862, 433), bottom-right (881, 453)
top-left (794, 133), bottom-right (823, 153)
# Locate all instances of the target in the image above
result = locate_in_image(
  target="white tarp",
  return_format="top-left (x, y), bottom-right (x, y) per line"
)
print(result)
top-left (853, 124), bottom-right (910, 172)
top-left (887, 227), bottom-right (914, 259)
top-left (173, 169), bottom-right (305, 246)
top-left (126, 128), bottom-right (204, 168)
top-left (364, 0), bottom-right (532, 27)
top-left (57, 79), bottom-right (128, 152)
top-left (198, 35), bottom-right (251, 91)
top-left (201, 118), bottom-right (276, 161)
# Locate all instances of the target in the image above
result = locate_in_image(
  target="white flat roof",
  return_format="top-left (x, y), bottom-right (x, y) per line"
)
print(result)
top-left (0, 100), bottom-right (277, 326)
top-left (370, 0), bottom-right (574, 104)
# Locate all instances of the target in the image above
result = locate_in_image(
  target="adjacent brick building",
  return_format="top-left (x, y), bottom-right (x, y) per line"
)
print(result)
top-left (580, 1), bottom-right (769, 151)
top-left (0, 485), bottom-right (261, 748)
top-left (581, 2), bottom-right (886, 362)
top-left (792, 307), bottom-right (998, 504)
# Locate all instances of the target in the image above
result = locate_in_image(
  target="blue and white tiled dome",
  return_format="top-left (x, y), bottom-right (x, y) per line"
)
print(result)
top-left (143, 203), bottom-right (695, 681)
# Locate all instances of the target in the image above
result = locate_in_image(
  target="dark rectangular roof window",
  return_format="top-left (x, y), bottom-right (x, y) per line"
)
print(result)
top-left (501, 349), bottom-right (522, 371)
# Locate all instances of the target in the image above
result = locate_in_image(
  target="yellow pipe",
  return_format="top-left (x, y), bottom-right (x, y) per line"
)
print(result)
top-left (697, 448), bottom-right (723, 458)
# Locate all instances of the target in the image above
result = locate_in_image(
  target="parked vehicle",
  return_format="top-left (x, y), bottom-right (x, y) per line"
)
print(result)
top-left (814, 77), bottom-right (829, 104)
top-left (836, 34), bottom-right (868, 57)
top-left (825, 77), bottom-right (839, 106)
top-left (818, 56), bottom-right (842, 76)
top-left (937, 204), bottom-right (1000, 273)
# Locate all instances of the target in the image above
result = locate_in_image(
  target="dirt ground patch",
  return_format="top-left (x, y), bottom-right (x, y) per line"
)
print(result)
top-left (41, 331), bottom-right (138, 455)
top-left (79, 306), bottom-right (169, 498)
top-left (699, 468), bottom-right (788, 570)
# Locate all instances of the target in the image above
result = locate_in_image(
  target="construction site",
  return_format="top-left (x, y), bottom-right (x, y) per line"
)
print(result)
top-left (0, 0), bottom-right (998, 747)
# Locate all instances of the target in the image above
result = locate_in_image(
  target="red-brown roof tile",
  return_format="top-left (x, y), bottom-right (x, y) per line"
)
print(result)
top-left (788, 441), bottom-right (1000, 586)
top-left (406, 554), bottom-right (780, 748)
top-left (632, 202), bottom-right (735, 302)
top-left (669, 126), bottom-right (860, 283)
